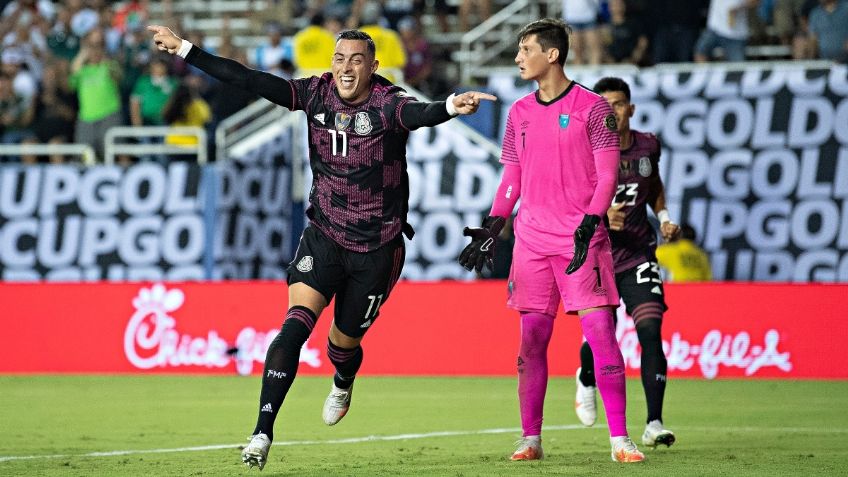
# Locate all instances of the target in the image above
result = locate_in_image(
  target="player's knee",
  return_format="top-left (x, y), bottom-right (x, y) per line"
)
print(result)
top-left (635, 318), bottom-right (664, 356)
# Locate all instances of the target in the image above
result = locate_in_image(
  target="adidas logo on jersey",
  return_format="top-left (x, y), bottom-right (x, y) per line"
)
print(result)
top-left (261, 403), bottom-right (273, 413)
top-left (314, 113), bottom-right (325, 124)
top-left (651, 285), bottom-right (663, 295)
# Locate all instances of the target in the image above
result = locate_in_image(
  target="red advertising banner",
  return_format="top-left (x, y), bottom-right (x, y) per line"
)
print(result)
top-left (0, 281), bottom-right (844, 378)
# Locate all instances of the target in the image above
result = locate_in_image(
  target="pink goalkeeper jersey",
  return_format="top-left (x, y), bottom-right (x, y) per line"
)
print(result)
top-left (501, 82), bottom-right (620, 255)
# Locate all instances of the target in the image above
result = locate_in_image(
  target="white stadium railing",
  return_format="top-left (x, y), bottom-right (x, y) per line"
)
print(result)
top-left (103, 126), bottom-right (208, 165)
top-left (0, 144), bottom-right (97, 166)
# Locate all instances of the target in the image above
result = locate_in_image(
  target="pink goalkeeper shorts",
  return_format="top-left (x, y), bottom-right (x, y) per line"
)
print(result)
top-left (507, 235), bottom-right (620, 315)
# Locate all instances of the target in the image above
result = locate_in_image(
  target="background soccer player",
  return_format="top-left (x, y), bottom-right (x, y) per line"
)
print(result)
top-left (573, 77), bottom-right (680, 450)
top-left (148, 24), bottom-right (495, 471)
top-left (459, 19), bottom-right (644, 463)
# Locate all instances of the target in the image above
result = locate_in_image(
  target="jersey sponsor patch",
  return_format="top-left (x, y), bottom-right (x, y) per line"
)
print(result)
top-left (604, 114), bottom-right (617, 131)
top-left (296, 255), bottom-right (314, 272)
top-left (639, 156), bottom-right (652, 177)
top-left (354, 111), bottom-right (373, 135)
top-left (334, 113), bottom-right (352, 131)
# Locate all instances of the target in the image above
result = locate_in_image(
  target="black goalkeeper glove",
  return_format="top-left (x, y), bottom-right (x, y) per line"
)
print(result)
top-left (565, 214), bottom-right (601, 275)
top-left (458, 216), bottom-right (506, 273)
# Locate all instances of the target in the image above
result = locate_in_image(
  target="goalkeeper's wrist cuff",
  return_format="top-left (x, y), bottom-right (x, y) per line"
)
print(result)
top-left (482, 215), bottom-right (506, 235)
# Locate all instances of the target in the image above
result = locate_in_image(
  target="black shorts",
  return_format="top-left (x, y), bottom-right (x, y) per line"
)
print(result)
top-left (615, 260), bottom-right (668, 316)
top-left (287, 226), bottom-right (406, 338)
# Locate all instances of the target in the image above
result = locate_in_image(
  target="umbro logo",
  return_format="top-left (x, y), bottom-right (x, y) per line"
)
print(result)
top-left (261, 403), bottom-right (273, 413)
top-left (314, 113), bottom-right (325, 124)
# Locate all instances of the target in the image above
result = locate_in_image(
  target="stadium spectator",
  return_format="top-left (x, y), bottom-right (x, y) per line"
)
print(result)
top-left (605, 0), bottom-right (649, 65)
top-left (0, 72), bottom-right (35, 153)
top-left (147, 24), bottom-right (495, 471)
top-left (69, 28), bottom-right (123, 161)
top-left (0, 48), bottom-right (37, 100)
top-left (656, 224), bottom-right (713, 282)
top-left (574, 76), bottom-right (679, 452)
top-left (130, 55), bottom-right (177, 127)
top-left (771, 0), bottom-right (820, 59)
top-left (458, 0), bottom-right (492, 33)
top-left (458, 18), bottom-right (644, 463)
top-left (253, 21), bottom-right (293, 72)
top-left (21, 60), bottom-right (78, 163)
top-left (649, 0), bottom-right (707, 63)
top-left (291, 13), bottom-right (336, 73)
top-left (562, 0), bottom-right (603, 64)
top-left (398, 16), bottom-right (433, 94)
top-left (162, 79), bottom-right (211, 148)
top-left (807, 0), bottom-right (848, 61)
top-left (46, 4), bottom-right (82, 61)
top-left (358, 1), bottom-right (407, 82)
top-left (694, 0), bottom-right (760, 62)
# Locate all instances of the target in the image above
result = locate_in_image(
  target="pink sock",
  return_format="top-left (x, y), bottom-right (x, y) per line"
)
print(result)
top-left (580, 308), bottom-right (628, 437)
top-left (517, 312), bottom-right (554, 437)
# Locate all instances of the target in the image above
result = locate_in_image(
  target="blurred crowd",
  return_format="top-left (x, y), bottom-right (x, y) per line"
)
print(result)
top-left (0, 0), bottom-right (846, 164)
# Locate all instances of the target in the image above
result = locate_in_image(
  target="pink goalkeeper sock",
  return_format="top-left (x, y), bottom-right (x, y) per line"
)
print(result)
top-left (580, 308), bottom-right (628, 437)
top-left (517, 312), bottom-right (554, 437)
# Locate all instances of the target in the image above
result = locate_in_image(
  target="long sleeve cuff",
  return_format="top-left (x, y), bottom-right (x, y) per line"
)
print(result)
top-left (177, 39), bottom-right (193, 58)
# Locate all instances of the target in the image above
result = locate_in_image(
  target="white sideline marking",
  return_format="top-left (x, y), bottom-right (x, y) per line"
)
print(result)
top-left (1, 424), bottom-right (845, 463)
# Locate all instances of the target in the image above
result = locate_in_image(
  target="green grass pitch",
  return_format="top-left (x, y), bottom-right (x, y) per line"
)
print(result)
top-left (1, 376), bottom-right (846, 476)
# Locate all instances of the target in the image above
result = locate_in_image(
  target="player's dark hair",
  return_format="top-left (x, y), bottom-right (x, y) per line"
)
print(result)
top-left (517, 18), bottom-right (571, 67)
top-left (593, 77), bottom-right (631, 101)
top-left (336, 30), bottom-right (376, 58)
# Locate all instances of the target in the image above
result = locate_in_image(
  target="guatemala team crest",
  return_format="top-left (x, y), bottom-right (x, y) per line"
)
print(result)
top-left (638, 157), bottom-right (652, 177)
top-left (559, 114), bottom-right (570, 128)
top-left (334, 113), bottom-right (352, 131)
top-left (354, 112), bottom-right (373, 135)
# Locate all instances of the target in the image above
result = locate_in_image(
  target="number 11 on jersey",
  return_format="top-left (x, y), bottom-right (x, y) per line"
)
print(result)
top-left (329, 129), bottom-right (348, 157)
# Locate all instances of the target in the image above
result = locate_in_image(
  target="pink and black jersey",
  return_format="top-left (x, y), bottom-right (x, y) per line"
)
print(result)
top-left (500, 82), bottom-right (620, 255)
top-left (290, 73), bottom-right (415, 252)
top-left (185, 46), bottom-right (456, 252)
top-left (610, 130), bottom-right (662, 273)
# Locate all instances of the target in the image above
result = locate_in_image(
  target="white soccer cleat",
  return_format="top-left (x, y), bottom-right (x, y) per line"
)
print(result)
top-left (574, 368), bottom-right (597, 427)
top-left (322, 383), bottom-right (353, 425)
top-left (241, 432), bottom-right (271, 470)
top-left (510, 436), bottom-right (543, 461)
top-left (610, 436), bottom-right (646, 463)
top-left (642, 419), bottom-right (676, 448)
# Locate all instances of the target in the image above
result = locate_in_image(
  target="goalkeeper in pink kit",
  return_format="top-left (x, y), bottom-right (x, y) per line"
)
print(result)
top-left (459, 18), bottom-right (644, 463)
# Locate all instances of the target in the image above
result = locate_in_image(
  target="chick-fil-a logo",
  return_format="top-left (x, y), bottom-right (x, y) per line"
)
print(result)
top-left (615, 311), bottom-right (792, 379)
top-left (124, 284), bottom-right (321, 374)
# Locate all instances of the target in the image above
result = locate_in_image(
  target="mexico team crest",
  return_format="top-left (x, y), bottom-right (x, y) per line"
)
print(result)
top-left (638, 157), bottom-right (652, 177)
top-left (335, 113), bottom-right (352, 131)
top-left (354, 112), bottom-right (373, 135)
top-left (296, 256), bottom-right (314, 272)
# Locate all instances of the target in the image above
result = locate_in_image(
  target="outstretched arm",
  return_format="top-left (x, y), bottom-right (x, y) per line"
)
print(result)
top-left (147, 25), bottom-right (296, 109)
top-left (400, 91), bottom-right (497, 129)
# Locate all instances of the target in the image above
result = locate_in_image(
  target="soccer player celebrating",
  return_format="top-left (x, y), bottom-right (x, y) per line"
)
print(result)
top-left (459, 19), bottom-right (644, 463)
top-left (148, 25), bottom-right (495, 471)
top-left (574, 77), bottom-right (680, 449)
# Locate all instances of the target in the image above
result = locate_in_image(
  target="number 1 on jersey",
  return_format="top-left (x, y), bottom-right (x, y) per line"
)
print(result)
top-left (329, 129), bottom-right (348, 157)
